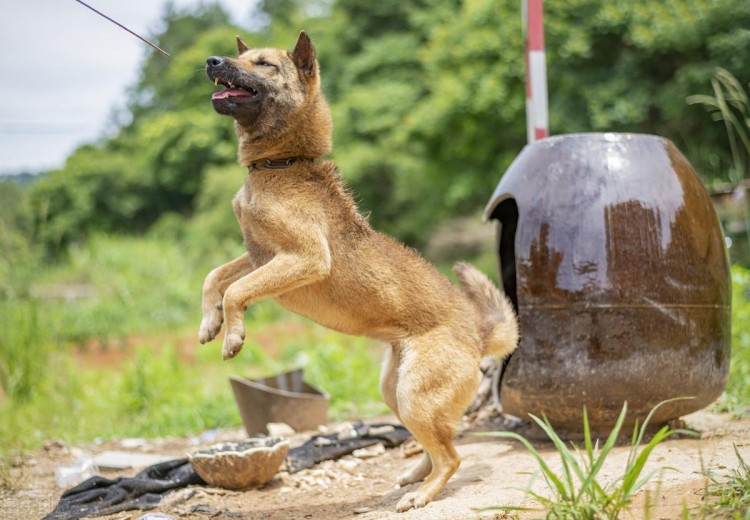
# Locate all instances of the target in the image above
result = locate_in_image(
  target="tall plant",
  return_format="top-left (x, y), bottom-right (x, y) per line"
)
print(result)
top-left (476, 400), bottom-right (692, 519)
top-left (688, 68), bottom-right (750, 260)
top-left (688, 68), bottom-right (750, 184)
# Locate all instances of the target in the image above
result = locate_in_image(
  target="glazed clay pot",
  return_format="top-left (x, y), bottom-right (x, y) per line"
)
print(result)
top-left (485, 133), bottom-right (731, 429)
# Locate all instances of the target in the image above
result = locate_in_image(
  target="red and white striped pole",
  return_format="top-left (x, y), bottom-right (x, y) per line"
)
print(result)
top-left (523, 0), bottom-right (549, 143)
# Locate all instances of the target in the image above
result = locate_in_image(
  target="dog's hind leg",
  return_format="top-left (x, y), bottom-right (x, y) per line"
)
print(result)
top-left (199, 253), bottom-right (254, 344)
top-left (394, 335), bottom-right (481, 512)
top-left (381, 343), bottom-right (434, 486)
top-left (379, 343), bottom-right (401, 421)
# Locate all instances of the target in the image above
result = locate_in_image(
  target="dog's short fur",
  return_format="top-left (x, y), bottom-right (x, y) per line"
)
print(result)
top-left (200, 32), bottom-right (519, 512)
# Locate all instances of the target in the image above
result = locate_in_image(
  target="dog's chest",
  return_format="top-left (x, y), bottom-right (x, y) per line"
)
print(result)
top-left (232, 184), bottom-right (280, 261)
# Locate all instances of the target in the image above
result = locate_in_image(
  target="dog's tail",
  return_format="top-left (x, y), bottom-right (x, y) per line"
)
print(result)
top-left (453, 262), bottom-right (519, 358)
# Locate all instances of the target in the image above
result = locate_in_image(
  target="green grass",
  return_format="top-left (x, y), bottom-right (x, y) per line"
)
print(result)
top-left (682, 445), bottom-right (750, 519)
top-left (34, 234), bottom-right (217, 346)
top-left (0, 316), bottom-right (387, 446)
top-left (476, 400), bottom-right (693, 519)
top-left (0, 233), bottom-right (387, 475)
top-left (0, 299), bottom-right (53, 402)
top-left (1, 231), bottom-right (750, 496)
top-left (702, 445), bottom-right (750, 519)
top-left (718, 265), bottom-right (750, 416)
top-left (0, 347), bottom-right (234, 449)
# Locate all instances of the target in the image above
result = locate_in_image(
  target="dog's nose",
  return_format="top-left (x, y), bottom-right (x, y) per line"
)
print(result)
top-left (206, 56), bottom-right (224, 67)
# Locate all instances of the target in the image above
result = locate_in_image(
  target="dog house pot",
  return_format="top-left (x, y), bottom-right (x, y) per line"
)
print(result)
top-left (485, 133), bottom-right (731, 429)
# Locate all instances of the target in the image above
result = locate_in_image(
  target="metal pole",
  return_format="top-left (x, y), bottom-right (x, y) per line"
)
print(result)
top-left (523, 0), bottom-right (548, 143)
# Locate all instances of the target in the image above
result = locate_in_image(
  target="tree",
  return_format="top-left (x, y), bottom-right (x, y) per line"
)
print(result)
top-left (28, 0), bottom-right (750, 253)
top-left (31, 13), bottom-right (241, 252)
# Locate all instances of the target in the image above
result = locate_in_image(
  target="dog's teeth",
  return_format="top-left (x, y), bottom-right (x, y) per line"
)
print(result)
top-left (214, 78), bottom-right (219, 86)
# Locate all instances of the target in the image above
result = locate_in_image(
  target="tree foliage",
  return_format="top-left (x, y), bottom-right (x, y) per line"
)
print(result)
top-left (26, 0), bottom-right (750, 252)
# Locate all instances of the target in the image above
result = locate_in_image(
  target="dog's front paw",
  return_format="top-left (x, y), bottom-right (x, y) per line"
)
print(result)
top-left (198, 308), bottom-right (223, 344)
top-left (396, 491), bottom-right (430, 512)
top-left (222, 331), bottom-right (245, 360)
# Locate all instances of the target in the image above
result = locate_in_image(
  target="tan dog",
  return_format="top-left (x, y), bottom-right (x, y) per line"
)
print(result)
top-left (200, 32), bottom-right (519, 512)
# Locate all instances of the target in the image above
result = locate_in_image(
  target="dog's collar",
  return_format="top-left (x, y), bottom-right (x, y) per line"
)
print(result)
top-left (247, 157), bottom-right (313, 172)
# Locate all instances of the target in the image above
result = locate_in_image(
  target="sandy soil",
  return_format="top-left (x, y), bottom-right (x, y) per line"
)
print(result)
top-left (2, 410), bottom-right (749, 520)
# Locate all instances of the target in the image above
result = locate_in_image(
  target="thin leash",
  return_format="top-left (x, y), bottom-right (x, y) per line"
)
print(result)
top-left (73, 0), bottom-right (171, 57)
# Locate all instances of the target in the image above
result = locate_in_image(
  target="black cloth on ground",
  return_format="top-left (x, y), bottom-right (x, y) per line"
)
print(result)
top-left (285, 421), bottom-right (412, 473)
top-left (44, 422), bottom-right (411, 519)
top-left (44, 458), bottom-right (204, 519)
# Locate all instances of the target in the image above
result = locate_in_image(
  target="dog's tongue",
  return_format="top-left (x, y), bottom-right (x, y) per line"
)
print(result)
top-left (212, 88), bottom-right (251, 100)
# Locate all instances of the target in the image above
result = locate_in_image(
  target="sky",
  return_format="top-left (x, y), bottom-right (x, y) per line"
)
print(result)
top-left (0, 0), bottom-right (257, 175)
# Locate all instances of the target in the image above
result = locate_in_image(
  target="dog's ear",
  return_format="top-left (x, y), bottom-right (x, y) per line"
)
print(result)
top-left (291, 31), bottom-right (316, 77)
top-left (236, 35), bottom-right (249, 55)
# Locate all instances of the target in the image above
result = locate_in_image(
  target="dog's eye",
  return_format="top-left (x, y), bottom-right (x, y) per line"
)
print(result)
top-left (256, 60), bottom-right (275, 68)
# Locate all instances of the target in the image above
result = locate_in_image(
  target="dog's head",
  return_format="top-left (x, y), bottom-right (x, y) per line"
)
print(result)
top-left (206, 31), bottom-right (329, 152)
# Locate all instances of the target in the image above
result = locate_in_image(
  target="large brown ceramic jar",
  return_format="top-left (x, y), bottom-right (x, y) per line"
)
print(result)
top-left (484, 133), bottom-right (731, 429)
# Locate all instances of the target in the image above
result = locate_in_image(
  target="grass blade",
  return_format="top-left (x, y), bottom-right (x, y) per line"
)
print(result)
top-left (476, 399), bottom-right (694, 518)
top-left (476, 430), bottom-right (570, 500)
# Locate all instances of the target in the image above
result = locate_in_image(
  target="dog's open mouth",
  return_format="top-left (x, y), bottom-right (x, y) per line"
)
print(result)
top-left (211, 77), bottom-right (258, 100)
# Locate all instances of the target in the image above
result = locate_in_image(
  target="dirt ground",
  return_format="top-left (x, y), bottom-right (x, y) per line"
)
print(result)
top-left (2, 410), bottom-right (749, 520)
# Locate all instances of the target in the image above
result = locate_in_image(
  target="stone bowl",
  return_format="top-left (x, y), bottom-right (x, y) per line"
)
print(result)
top-left (188, 437), bottom-right (289, 490)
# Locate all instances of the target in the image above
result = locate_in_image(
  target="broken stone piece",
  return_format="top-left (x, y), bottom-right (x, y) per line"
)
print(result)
top-left (267, 422), bottom-right (296, 437)
top-left (352, 442), bottom-right (386, 459)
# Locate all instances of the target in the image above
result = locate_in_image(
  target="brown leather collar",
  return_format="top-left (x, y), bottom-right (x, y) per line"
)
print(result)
top-left (248, 157), bottom-right (314, 172)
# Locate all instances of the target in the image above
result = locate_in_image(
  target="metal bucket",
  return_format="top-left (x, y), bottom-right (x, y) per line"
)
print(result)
top-left (230, 369), bottom-right (329, 435)
top-left (485, 133), bottom-right (731, 429)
